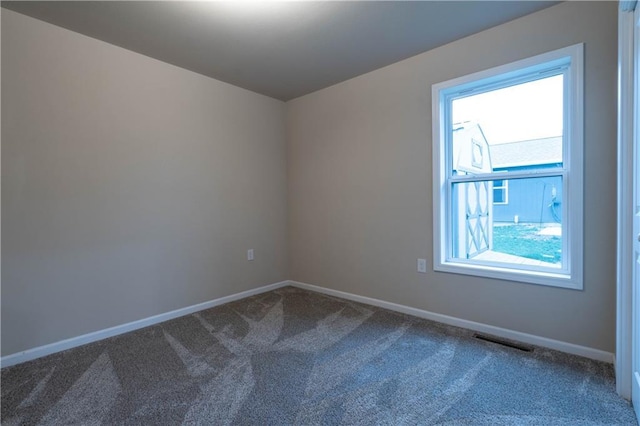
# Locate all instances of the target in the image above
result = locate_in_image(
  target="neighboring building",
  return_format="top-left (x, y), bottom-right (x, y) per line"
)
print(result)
top-left (489, 136), bottom-right (563, 224)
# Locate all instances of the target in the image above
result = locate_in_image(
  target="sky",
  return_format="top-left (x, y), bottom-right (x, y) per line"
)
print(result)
top-left (451, 74), bottom-right (563, 145)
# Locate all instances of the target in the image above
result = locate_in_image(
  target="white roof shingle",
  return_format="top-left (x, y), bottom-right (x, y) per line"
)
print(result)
top-left (489, 136), bottom-right (562, 169)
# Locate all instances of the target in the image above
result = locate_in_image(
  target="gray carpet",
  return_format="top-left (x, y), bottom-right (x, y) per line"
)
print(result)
top-left (1, 286), bottom-right (637, 425)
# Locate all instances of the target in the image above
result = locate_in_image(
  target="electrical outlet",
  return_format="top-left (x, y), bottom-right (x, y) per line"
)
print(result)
top-left (247, 249), bottom-right (254, 261)
top-left (417, 258), bottom-right (427, 273)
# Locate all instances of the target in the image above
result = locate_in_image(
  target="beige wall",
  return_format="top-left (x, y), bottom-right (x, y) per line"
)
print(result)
top-left (1, 10), bottom-right (288, 356)
top-left (2, 1), bottom-right (619, 358)
top-left (287, 1), bottom-right (618, 352)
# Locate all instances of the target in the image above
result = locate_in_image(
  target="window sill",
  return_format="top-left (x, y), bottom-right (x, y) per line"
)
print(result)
top-left (434, 259), bottom-right (582, 290)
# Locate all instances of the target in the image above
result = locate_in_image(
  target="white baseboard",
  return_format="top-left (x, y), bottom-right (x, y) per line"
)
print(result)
top-left (288, 280), bottom-right (614, 364)
top-left (1, 281), bottom-right (289, 368)
top-left (2, 279), bottom-right (614, 368)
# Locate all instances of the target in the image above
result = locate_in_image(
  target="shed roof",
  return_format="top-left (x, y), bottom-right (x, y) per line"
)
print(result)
top-left (489, 136), bottom-right (562, 169)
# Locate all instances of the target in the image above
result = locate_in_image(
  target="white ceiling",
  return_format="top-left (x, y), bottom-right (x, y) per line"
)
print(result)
top-left (2, 1), bottom-right (559, 101)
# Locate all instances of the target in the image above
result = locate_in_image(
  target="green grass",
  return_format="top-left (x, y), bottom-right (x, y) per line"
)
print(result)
top-left (492, 224), bottom-right (561, 264)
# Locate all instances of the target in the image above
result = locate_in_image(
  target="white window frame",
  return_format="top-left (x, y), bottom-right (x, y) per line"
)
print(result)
top-left (432, 44), bottom-right (584, 290)
top-left (492, 178), bottom-right (509, 205)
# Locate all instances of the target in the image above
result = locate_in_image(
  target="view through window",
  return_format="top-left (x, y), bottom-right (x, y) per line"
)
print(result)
top-left (451, 75), bottom-right (564, 269)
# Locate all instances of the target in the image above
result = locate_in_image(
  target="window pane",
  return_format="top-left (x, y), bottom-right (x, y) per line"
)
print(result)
top-left (450, 176), bottom-right (562, 269)
top-left (493, 179), bottom-right (508, 204)
top-left (451, 75), bottom-right (564, 175)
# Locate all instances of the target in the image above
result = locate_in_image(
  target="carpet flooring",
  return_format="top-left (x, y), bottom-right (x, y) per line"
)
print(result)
top-left (1, 286), bottom-right (637, 425)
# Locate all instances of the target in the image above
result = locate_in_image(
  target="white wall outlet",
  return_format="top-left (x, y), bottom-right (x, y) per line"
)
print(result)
top-left (247, 249), bottom-right (254, 261)
top-left (417, 258), bottom-right (427, 273)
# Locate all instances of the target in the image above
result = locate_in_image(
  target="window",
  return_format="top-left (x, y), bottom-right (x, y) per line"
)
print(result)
top-left (493, 179), bottom-right (508, 205)
top-left (432, 44), bottom-right (583, 289)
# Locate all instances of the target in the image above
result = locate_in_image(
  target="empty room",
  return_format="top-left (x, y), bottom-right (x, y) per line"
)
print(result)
top-left (2, 1), bottom-right (640, 424)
